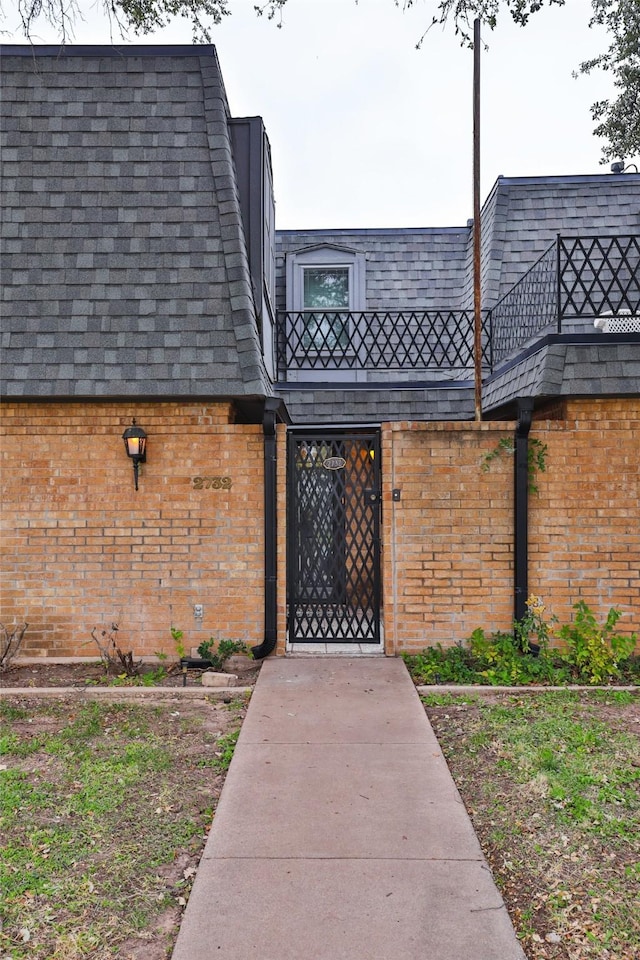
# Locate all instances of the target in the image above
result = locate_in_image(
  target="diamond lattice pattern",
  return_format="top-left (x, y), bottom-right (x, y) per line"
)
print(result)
top-left (289, 434), bottom-right (381, 643)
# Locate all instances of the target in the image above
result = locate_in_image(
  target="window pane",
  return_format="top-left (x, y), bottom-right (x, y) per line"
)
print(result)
top-left (303, 268), bottom-right (349, 309)
top-left (302, 267), bottom-right (349, 350)
top-left (302, 313), bottom-right (349, 350)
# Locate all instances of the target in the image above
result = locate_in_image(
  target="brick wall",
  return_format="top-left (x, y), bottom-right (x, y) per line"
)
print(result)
top-left (528, 398), bottom-right (640, 637)
top-left (382, 398), bottom-right (639, 654)
top-left (382, 421), bottom-right (515, 654)
top-left (2, 398), bottom-right (637, 660)
top-left (0, 402), bottom-right (265, 658)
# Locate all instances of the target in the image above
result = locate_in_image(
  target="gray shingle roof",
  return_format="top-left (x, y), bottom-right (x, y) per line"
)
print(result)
top-left (483, 336), bottom-right (640, 412)
top-left (277, 383), bottom-right (476, 423)
top-left (276, 228), bottom-right (470, 311)
top-left (2, 43), bottom-right (638, 424)
top-left (276, 175), bottom-right (640, 318)
top-left (474, 174), bottom-right (640, 308)
top-left (274, 175), bottom-right (639, 423)
top-left (0, 44), bottom-right (270, 400)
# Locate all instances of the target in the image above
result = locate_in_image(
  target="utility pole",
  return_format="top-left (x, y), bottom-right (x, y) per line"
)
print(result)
top-left (473, 17), bottom-right (483, 422)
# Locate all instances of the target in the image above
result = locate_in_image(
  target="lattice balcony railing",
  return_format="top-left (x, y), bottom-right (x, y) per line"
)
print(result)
top-left (275, 235), bottom-right (639, 378)
top-left (276, 309), bottom-right (492, 379)
top-left (559, 235), bottom-right (640, 322)
top-left (490, 234), bottom-right (640, 365)
top-left (490, 243), bottom-right (558, 367)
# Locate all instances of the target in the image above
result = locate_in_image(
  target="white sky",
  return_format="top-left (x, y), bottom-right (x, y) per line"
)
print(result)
top-left (2, 0), bottom-right (619, 229)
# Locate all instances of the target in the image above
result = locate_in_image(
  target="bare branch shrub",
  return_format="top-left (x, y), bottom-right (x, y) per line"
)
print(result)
top-left (0, 621), bottom-right (29, 673)
top-left (90, 622), bottom-right (140, 677)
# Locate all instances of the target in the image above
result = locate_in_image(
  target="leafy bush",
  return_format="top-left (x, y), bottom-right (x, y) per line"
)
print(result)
top-left (469, 627), bottom-right (565, 686)
top-left (558, 601), bottom-right (638, 684)
top-left (401, 643), bottom-right (476, 684)
top-left (196, 638), bottom-right (251, 671)
top-left (514, 595), bottom-right (556, 653)
top-left (403, 599), bottom-right (637, 687)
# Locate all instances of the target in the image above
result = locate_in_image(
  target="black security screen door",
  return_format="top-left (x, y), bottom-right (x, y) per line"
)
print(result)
top-left (287, 431), bottom-right (381, 644)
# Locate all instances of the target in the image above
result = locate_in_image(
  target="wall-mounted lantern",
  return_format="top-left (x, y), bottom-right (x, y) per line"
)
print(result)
top-left (122, 419), bottom-right (147, 491)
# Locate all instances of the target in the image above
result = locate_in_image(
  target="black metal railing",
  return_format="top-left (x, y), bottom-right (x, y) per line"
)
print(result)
top-left (276, 309), bottom-right (492, 379)
top-left (275, 235), bottom-right (639, 378)
top-left (491, 234), bottom-right (640, 365)
top-left (559, 234), bottom-right (640, 322)
top-left (490, 243), bottom-right (558, 366)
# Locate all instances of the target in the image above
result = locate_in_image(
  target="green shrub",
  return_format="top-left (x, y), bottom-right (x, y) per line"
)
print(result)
top-left (402, 643), bottom-right (476, 684)
top-left (514, 595), bottom-right (556, 653)
top-left (559, 602), bottom-right (637, 684)
top-left (196, 638), bottom-right (251, 672)
top-left (403, 599), bottom-right (637, 688)
top-left (469, 627), bottom-right (564, 686)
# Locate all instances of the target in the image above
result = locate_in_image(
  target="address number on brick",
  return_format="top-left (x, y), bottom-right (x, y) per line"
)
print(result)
top-left (192, 476), bottom-right (232, 490)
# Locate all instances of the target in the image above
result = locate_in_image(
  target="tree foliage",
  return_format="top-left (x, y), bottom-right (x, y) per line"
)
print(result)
top-left (4, 0), bottom-right (639, 163)
top-left (401, 0), bottom-right (638, 163)
top-left (13, 0), bottom-right (231, 44)
top-left (406, 0), bottom-right (567, 44)
top-left (579, 0), bottom-right (640, 163)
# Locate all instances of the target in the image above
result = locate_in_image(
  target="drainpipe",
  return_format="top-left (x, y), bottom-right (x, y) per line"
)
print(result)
top-left (514, 398), bottom-right (534, 624)
top-left (251, 398), bottom-right (281, 660)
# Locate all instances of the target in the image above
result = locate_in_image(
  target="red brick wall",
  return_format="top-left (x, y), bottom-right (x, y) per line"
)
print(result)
top-left (2, 398), bottom-right (637, 660)
top-left (382, 421), bottom-right (515, 654)
top-left (382, 399), bottom-right (639, 653)
top-left (528, 398), bottom-right (640, 638)
top-left (0, 402), bottom-right (265, 658)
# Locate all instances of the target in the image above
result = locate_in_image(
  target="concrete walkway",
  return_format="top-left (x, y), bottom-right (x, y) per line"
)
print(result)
top-left (172, 657), bottom-right (526, 960)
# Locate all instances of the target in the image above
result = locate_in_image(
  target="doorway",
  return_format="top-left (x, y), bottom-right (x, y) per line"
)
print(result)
top-left (287, 431), bottom-right (381, 647)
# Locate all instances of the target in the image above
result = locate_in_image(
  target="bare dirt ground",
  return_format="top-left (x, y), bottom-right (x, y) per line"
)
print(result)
top-left (0, 657), bottom-right (261, 689)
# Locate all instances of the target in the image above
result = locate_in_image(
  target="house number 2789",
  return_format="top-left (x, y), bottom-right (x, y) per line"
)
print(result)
top-left (192, 476), bottom-right (232, 490)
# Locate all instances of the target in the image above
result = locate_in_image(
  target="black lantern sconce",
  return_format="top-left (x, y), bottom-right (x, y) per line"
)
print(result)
top-left (122, 419), bottom-right (147, 491)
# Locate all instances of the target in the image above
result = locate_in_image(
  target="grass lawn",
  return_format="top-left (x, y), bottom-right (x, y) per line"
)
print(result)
top-left (423, 689), bottom-right (640, 960)
top-left (0, 695), bottom-right (248, 960)
top-left (1, 687), bottom-right (637, 960)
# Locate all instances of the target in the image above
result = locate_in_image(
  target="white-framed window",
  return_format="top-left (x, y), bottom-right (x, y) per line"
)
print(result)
top-left (302, 265), bottom-right (349, 349)
top-left (286, 245), bottom-right (366, 352)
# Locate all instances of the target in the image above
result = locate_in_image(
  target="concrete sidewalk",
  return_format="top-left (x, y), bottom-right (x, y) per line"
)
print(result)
top-left (172, 657), bottom-right (526, 960)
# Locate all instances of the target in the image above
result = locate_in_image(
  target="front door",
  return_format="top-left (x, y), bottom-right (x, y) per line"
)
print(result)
top-left (287, 431), bottom-right (381, 644)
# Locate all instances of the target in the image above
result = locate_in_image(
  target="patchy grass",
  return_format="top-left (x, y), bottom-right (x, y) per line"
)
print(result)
top-left (423, 689), bottom-right (640, 960)
top-left (3, 684), bottom-right (637, 960)
top-left (0, 695), bottom-right (248, 960)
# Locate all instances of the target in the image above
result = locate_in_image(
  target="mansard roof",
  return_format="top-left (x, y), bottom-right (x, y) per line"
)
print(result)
top-left (0, 44), bottom-right (270, 401)
top-left (475, 174), bottom-right (640, 309)
top-left (276, 174), bottom-right (639, 314)
top-left (276, 226), bottom-right (469, 311)
top-left (274, 174), bottom-right (640, 422)
top-left (1, 40), bottom-right (638, 422)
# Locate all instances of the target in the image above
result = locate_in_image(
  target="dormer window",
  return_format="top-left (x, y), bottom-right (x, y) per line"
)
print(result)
top-left (286, 244), bottom-right (366, 353)
top-left (303, 266), bottom-right (349, 310)
top-left (302, 266), bottom-right (350, 349)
